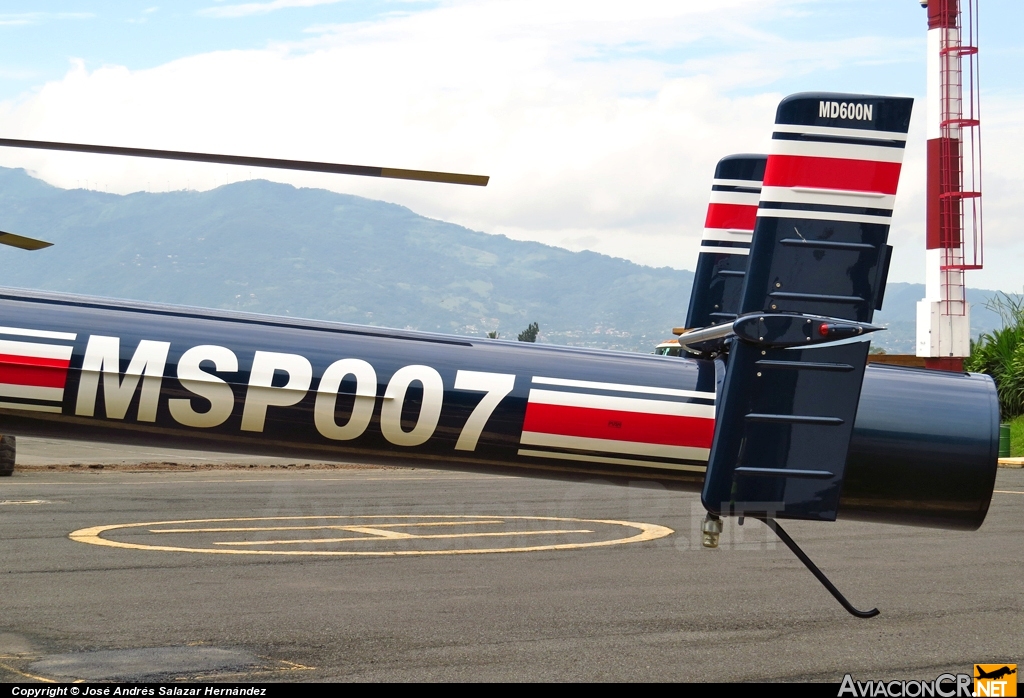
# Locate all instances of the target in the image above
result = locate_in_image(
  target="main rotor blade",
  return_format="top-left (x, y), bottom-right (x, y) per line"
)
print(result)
top-left (0, 138), bottom-right (489, 187)
top-left (0, 231), bottom-right (52, 250)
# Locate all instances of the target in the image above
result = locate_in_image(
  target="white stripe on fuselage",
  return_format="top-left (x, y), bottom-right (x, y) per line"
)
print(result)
top-left (517, 448), bottom-right (708, 472)
top-left (0, 401), bottom-right (62, 413)
top-left (521, 431), bottom-right (711, 462)
top-left (531, 376), bottom-right (715, 401)
top-left (0, 326), bottom-right (77, 341)
top-left (527, 389), bottom-right (716, 419)
top-left (0, 340), bottom-right (74, 361)
top-left (0, 383), bottom-right (64, 402)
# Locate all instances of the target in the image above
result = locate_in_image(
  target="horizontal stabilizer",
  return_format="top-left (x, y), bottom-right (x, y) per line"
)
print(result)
top-left (0, 231), bottom-right (53, 251)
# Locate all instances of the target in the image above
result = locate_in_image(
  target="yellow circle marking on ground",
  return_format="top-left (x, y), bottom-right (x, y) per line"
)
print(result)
top-left (69, 514), bottom-right (673, 556)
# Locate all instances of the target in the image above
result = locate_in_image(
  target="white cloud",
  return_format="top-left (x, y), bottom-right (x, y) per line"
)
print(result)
top-left (965, 92), bottom-right (1024, 293)
top-left (199, 0), bottom-right (350, 19)
top-left (1, 0), bottom-right (1017, 290)
top-left (0, 68), bottom-right (36, 80)
top-left (0, 12), bottom-right (93, 26)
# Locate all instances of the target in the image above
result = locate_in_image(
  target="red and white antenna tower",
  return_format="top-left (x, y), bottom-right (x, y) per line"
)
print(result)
top-left (916, 0), bottom-right (984, 371)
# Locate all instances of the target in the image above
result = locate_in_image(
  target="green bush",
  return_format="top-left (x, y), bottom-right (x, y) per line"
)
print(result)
top-left (1011, 415), bottom-right (1024, 458)
top-left (966, 292), bottom-right (1024, 420)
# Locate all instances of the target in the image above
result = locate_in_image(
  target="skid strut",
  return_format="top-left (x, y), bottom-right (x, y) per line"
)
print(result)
top-left (756, 517), bottom-right (879, 619)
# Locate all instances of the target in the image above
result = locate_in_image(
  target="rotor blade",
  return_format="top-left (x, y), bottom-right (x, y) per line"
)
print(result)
top-left (0, 231), bottom-right (53, 250)
top-left (0, 138), bottom-right (489, 187)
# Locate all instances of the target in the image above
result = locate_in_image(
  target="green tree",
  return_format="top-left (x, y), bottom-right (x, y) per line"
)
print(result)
top-left (966, 291), bottom-right (1024, 419)
top-left (517, 322), bottom-right (539, 343)
top-left (486, 330), bottom-right (499, 339)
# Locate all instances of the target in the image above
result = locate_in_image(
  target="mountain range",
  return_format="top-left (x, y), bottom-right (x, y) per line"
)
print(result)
top-left (0, 166), bottom-right (1005, 353)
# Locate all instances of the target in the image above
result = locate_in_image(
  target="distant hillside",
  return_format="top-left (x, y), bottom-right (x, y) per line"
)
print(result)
top-left (871, 282), bottom-right (1002, 354)
top-left (0, 167), bottom-right (692, 352)
top-left (0, 167), bottom-right (1006, 353)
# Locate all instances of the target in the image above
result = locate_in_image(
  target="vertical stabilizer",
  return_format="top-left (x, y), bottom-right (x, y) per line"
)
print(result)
top-left (703, 93), bottom-right (913, 522)
top-left (685, 155), bottom-right (767, 330)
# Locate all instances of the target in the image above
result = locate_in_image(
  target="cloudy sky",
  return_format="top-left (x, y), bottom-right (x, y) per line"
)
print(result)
top-left (0, 0), bottom-right (1022, 291)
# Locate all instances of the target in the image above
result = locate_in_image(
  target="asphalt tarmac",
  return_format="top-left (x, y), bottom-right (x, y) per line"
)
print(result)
top-left (0, 438), bottom-right (1021, 682)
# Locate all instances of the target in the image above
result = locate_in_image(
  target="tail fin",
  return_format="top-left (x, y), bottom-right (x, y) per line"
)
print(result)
top-left (684, 154), bottom-right (767, 330)
top-left (740, 94), bottom-right (905, 321)
top-left (702, 93), bottom-right (913, 522)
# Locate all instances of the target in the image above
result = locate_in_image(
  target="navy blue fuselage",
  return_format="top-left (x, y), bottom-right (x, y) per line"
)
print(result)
top-left (0, 287), bottom-right (998, 530)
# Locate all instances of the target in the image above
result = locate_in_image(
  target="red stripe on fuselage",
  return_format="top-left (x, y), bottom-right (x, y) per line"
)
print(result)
top-left (704, 203), bottom-right (757, 230)
top-left (763, 155), bottom-right (901, 195)
top-left (523, 402), bottom-right (714, 449)
top-left (0, 354), bottom-right (70, 389)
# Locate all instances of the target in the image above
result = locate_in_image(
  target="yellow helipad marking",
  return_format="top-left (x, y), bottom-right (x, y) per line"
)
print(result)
top-left (0, 660), bottom-right (57, 683)
top-left (69, 514), bottom-right (673, 556)
top-left (216, 528), bottom-right (593, 546)
top-left (4, 474), bottom-right (501, 487)
top-left (150, 519), bottom-right (506, 533)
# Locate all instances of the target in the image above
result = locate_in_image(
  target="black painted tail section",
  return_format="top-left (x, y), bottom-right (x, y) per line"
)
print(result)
top-left (685, 155), bottom-right (767, 330)
top-left (702, 93), bottom-right (914, 522)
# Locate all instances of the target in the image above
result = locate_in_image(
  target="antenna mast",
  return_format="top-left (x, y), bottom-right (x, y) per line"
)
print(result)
top-left (916, 0), bottom-right (984, 371)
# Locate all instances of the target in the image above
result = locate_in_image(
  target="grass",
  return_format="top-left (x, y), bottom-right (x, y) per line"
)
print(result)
top-left (1012, 415), bottom-right (1024, 458)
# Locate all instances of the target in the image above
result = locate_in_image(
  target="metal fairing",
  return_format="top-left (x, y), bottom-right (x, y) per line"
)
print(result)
top-left (0, 287), bottom-right (719, 489)
top-left (685, 154), bottom-right (767, 330)
top-left (841, 364), bottom-right (1000, 531)
top-left (702, 93), bottom-right (914, 522)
